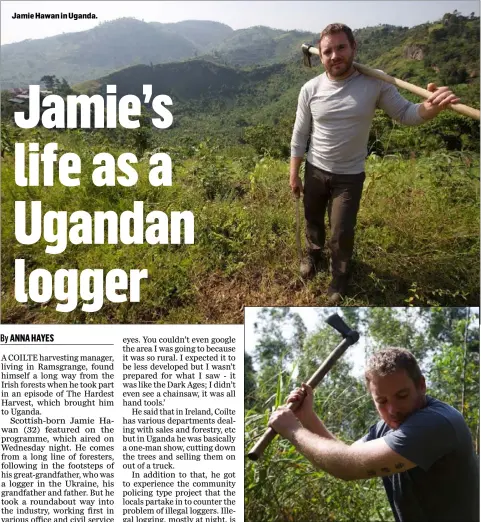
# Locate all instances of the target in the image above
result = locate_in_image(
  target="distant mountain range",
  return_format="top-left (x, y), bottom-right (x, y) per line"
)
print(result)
top-left (1, 13), bottom-right (478, 118)
top-left (1, 18), bottom-right (315, 87)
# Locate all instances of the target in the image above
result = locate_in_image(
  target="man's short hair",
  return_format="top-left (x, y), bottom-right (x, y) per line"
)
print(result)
top-left (365, 348), bottom-right (423, 387)
top-left (320, 23), bottom-right (356, 48)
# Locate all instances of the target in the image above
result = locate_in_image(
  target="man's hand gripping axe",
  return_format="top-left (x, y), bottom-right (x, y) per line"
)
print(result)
top-left (247, 313), bottom-right (359, 461)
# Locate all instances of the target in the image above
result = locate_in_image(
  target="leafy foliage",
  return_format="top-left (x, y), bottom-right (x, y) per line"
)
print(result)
top-left (245, 307), bottom-right (479, 521)
top-left (2, 11), bottom-right (478, 91)
top-left (423, 12), bottom-right (480, 85)
top-left (1, 125), bottom-right (479, 322)
top-left (1, 11), bottom-right (479, 322)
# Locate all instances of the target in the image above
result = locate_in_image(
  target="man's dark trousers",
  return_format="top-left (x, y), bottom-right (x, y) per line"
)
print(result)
top-left (303, 161), bottom-right (365, 286)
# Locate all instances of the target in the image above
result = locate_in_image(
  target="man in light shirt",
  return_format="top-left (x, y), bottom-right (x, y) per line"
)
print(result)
top-left (269, 348), bottom-right (479, 522)
top-left (290, 23), bottom-right (460, 304)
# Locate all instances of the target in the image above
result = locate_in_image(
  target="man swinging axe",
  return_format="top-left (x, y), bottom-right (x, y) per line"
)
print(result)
top-left (290, 23), bottom-right (460, 304)
top-left (269, 348), bottom-right (479, 522)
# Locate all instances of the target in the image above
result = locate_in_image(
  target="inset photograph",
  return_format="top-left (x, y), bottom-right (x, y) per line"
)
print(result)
top-left (244, 306), bottom-right (479, 522)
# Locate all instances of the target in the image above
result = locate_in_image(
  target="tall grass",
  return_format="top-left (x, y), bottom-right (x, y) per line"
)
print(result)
top-left (1, 129), bottom-right (479, 323)
top-left (244, 374), bottom-right (393, 522)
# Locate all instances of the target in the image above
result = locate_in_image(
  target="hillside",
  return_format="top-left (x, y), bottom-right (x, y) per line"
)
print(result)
top-left (1, 12), bottom-right (479, 322)
top-left (91, 59), bottom-right (288, 101)
top-left (0, 18), bottom-right (233, 87)
top-left (199, 26), bottom-right (316, 67)
top-left (1, 18), bottom-right (311, 88)
top-left (1, 12), bottom-right (478, 90)
top-left (157, 19), bottom-right (234, 51)
top-left (354, 13), bottom-right (480, 85)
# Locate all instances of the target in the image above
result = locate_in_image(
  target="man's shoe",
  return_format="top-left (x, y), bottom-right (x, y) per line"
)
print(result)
top-left (327, 274), bottom-right (348, 304)
top-left (300, 252), bottom-right (324, 279)
top-left (300, 256), bottom-right (316, 279)
top-left (326, 290), bottom-right (342, 305)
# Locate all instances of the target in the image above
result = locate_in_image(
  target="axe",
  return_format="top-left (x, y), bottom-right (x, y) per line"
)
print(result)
top-left (247, 313), bottom-right (359, 461)
top-left (302, 44), bottom-right (480, 121)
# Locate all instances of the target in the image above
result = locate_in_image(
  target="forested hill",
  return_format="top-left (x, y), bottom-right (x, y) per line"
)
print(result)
top-left (3, 11), bottom-right (478, 88)
top-left (79, 60), bottom-right (289, 102)
top-left (1, 18), bottom-right (314, 87)
top-left (1, 19), bottom-right (232, 87)
top-left (354, 12), bottom-right (479, 85)
top-left (58, 11), bottom-right (477, 152)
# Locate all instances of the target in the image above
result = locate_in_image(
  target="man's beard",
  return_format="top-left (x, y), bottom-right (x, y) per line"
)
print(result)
top-left (327, 56), bottom-right (354, 78)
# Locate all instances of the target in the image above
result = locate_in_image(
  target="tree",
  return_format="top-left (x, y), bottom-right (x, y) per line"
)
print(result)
top-left (40, 74), bottom-right (56, 90)
top-left (40, 75), bottom-right (73, 96)
top-left (57, 78), bottom-right (73, 96)
top-left (253, 307), bottom-right (297, 406)
top-left (422, 308), bottom-right (479, 450)
top-left (129, 107), bottom-right (154, 156)
top-left (361, 308), bottom-right (431, 362)
top-left (250, 308), bottom-right (309, 408)
top-left (245, 351), bottom-right (257, 410)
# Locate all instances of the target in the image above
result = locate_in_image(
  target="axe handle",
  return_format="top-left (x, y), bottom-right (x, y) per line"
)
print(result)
top-left (295, 197), bottom-right (302, 261)
top-left (302, 45), bottom-right (480, 121)
top-left (247, 335), bottom-right (356, 461)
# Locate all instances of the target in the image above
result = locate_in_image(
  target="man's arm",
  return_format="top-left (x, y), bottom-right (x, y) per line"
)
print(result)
top-left (289, 427), bottom-right (417, 480)
top-left (377, 77), bottom-right (459, 125)
top-left (269, 408), bottom-right (416, 481)
top-left (351, 437), bottom-right (366, 446)
top-left (290, 84), bottom-right (311, 196)
top-left (290, 156), bottom-right (304, 197)
top-left (286, 383), bottom-right (337, 440)
top-left (299, 414), bottom-right (337, 440)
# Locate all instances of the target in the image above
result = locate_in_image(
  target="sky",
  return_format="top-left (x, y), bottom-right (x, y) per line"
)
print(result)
top-left (2, 0), bottom-right (479, 45)
top-left (244, 306), bottom-right (368, 378)
top-left (244, 307), bottom-right (480, 380)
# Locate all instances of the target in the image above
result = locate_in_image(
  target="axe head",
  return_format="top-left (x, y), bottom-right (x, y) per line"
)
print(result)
top-left (326, 313), bottom-right (360, 343)
top-left (302, 44), bottom-right (313, 67)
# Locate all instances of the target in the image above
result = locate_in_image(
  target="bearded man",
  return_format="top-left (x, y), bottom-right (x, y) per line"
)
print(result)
top-left (290, 23), bottom-right (460, 304)
top-left (269, 348), bottom-right (479, 522)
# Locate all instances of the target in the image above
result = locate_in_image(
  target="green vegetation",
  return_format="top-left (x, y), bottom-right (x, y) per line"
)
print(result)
top-left (1, 124), bottom-right (478, 322)
top-left (354, 13), bottom-right (479, 87)
top-left (3, 11), bottom-right (478, 90)
top-left (1, 11), bottom-right (479, 322)
top-left (244, 307), bottom-right (479, 521)
top-left (40, 74), bottom-right (73, 96)
top-left (1, 18), bottom-right (231, 87)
